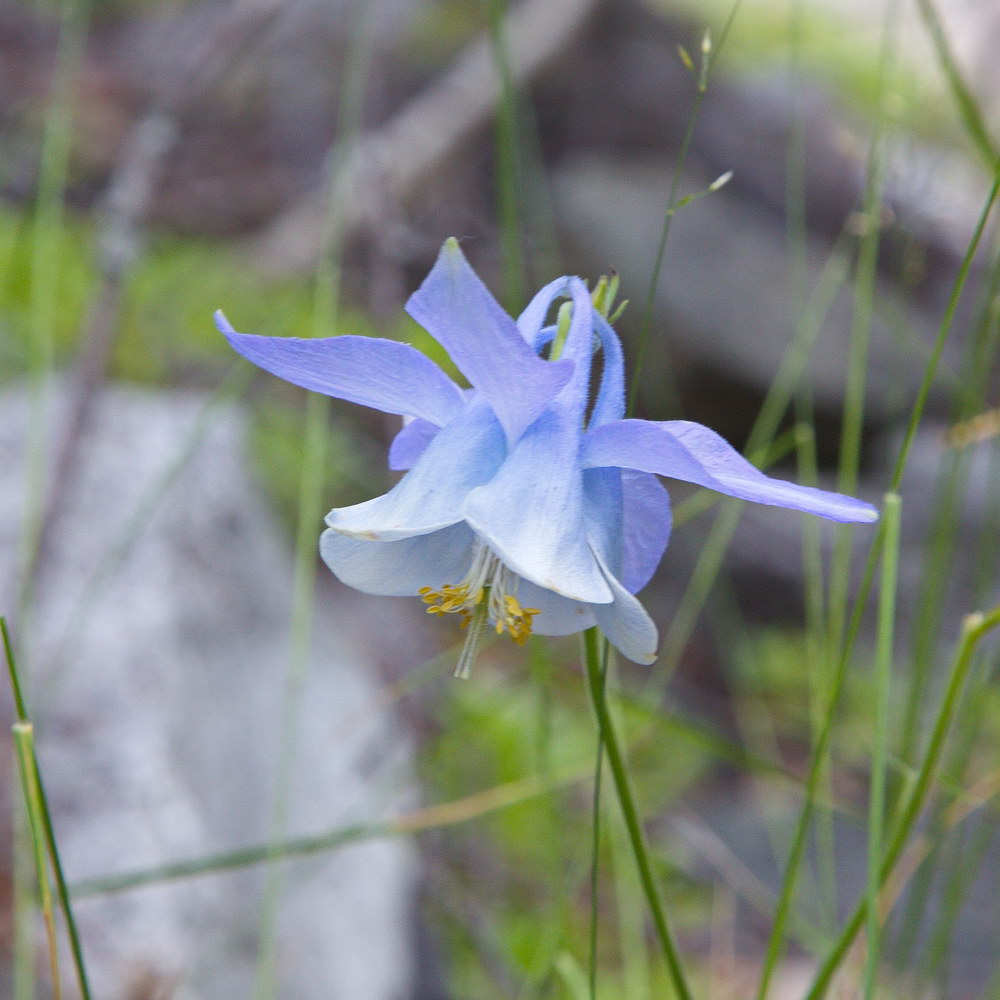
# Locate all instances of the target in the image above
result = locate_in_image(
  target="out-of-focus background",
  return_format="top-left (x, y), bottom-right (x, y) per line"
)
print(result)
top-left (2, 0), bottom-right (1000, 997)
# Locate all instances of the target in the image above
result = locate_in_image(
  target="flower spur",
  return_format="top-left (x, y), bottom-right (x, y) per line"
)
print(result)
top-left (218, 238), bottom-right (877, 674)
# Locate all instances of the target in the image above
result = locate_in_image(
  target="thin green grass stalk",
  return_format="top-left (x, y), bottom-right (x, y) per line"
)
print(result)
top-left (899, 234), bottom-right (1000, 769)
top-left (893, 262), bottom-right (1000, 878)
top-left (899, 449), bottom-right (970, 767)
top-left (893, 623), bottom-right (1000, 973)
top-left (43, 364), bottom-right (252, 693)
top-left (886, 168), bottom-right (1000, 494)
top-left (18, 0), bottom-right (90, 615)
top-left (704, 575), bottom-right (859, 958)
top-left (512, 102), bottom-right (564, 287)
top-left (895, 468), bottom-right (969, 967)
top-left (251, 389), bottom-right (330, 1000)
top-left (623, 688), bottom-right (801, 785)
top-left (982, 951), bottom-right (1000, 1000)
top-left (514, 643), bottom-right (572, 1000)
top-left (913, 0), bottom-right (998, 168)
top-left (795, 421), bottom-right (839, 940)
top-left (784, 0), bottom-right (830, 679)
top-left (888, 457), bottom-right (998, 967)
top-left (803, 604), bottom-right (1000, 1000)
top-left (755, 160), bottom-right (1000, 1000)
top-left (648, 249), bottom-right (849, 694)
top-left (827, 0), bottom-right (895, 653)
top-left (0, 211), bottom-right (25, 300)
top-left (587, 638), bottom-right (609, 1000)
top-left (626, 0), bottom-right (743, 418)
top-left (14, 5), bottom-right (90, 987)
top-left (581, 628), bottom-right (694, 1000)
top-left (609, 806), bottom-right (654, 1000)
top-left (723, 615), bottom-right (791, 797)
top-left (920, 812), bottom-right (994, 993)
top-left (554, 952), bottom-right (592, 1000)
top-left (704, 580), bottom-right (837, 948)
top-left (795, 413), bottom-right (837, 941)
top-left (251, 6), bottom-right (377, 996)
top-left (69, 670), bottom-right (886, 904)
top-left (782, 2), bottom-right (854, 907)
top-left (12, 722), bottom-right (62, 1000)
top-left (71, 764), bottom-right (591, 897)
top-left (486, 0), bottom-right (525, 309)
top-left (3, 618), bottom-right (93, 1000)
top-left (650, 497), bottom-right (742, 694)
top-left (754, 518), bottom-right (887, 1000)
top-left (793, 404), bottom-right (834, 882)
top-left (863, 492), bottom-right (901, 1000)
top-left (784, 0), bottom-right (809, 311)
top-left (794, 422), bottom-right (827, 659)
top-left (808, 28), bottom-right (896, 935)
top-left (73, 817), bottom-right (385, 896)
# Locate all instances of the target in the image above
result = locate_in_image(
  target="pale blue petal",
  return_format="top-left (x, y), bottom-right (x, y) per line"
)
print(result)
top-left (216, 311), bottom-right (463, 426)
top-left (553, 278), bottom-right (600, 419)
top-left (327, 400), bottom-right (504, 540)
top-left (583, 419), bottom-right (879, 524)
top-left (582, 467), bottom-right (670, 596)
top-left (516, 276), bottom-right (572, 343)
top-left (463, 407), bottom-right (613, 604)
top-left (582, 467), bottom-right (624, 577)
top-left (404, 241), bottom-right (573, 444)
top-left (620, 470), bottom-right (671, 594)
top-left (515, 579), bottom-right (596, 636)
top-left (532, 310), bottom-right (625, 427)
top-left (590, 551), bottom-right (659, 665)
top-left (589, 311), bottom-right (626, 426)
top-left (320, 523), bottom-right (475, 596)
top-left (388, 418), bottom-right (440, 471)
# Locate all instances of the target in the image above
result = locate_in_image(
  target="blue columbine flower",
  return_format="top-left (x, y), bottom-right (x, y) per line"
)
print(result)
top-left (218, 238), bottom-right (877, 674)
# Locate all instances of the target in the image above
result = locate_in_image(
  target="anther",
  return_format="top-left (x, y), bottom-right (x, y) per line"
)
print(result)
top-left (419, 545), bottom-right (541, 673)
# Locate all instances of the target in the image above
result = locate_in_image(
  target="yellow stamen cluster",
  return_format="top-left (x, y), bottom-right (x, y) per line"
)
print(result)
top-left (496, 593), bottom-right (539, 645)
top-left (419, 583), bottom-right (482, 621)
top-left (419, 583), bottom-right (540, 646)
top-left (418, 545), bottom-right (541, 669)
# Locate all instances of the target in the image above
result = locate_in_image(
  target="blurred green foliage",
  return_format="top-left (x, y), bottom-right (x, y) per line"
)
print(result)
top-left (657, 0), bottom-right (967, 147)
top-left (419, 650), bottom-right (715, 995)
top-left (0, 205), bottom-right (444, 534)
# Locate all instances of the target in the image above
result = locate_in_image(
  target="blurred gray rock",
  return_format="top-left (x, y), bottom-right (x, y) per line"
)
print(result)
top-left (0, 381), bottom-right (418, 1000)
top-left (721, 421), bottom-right (1000, 634)
top-left (553, 154), bottom-right (943, 425)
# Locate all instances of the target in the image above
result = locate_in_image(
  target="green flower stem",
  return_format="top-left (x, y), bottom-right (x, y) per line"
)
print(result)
top-left (587, 636), bottom-right (608, 1000)
top-left (3, 619), bottom-right (93, 1000)
top-left (581, 628), bottom-right (694, 1000)
top-left (804, 603), bottom-right (1000, 1000)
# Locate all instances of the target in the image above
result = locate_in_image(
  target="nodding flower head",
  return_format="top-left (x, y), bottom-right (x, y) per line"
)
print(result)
top-left (218, 238), bottom-right (877, 675)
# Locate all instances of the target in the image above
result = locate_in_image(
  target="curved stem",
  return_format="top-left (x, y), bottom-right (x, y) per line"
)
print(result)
top-left (582, 628), bottom-right (694, 1000)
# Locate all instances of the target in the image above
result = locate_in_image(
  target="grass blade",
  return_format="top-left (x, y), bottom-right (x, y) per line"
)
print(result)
top-left (3, 618), bottom-right (93, 1000)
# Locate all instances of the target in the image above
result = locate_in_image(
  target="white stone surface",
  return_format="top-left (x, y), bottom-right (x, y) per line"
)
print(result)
top-left (0, 381), bottom-right (418, 1000)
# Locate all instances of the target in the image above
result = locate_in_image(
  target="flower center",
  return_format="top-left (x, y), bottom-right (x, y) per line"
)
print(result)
top-left (419, 546), bottom-right (540, 677)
